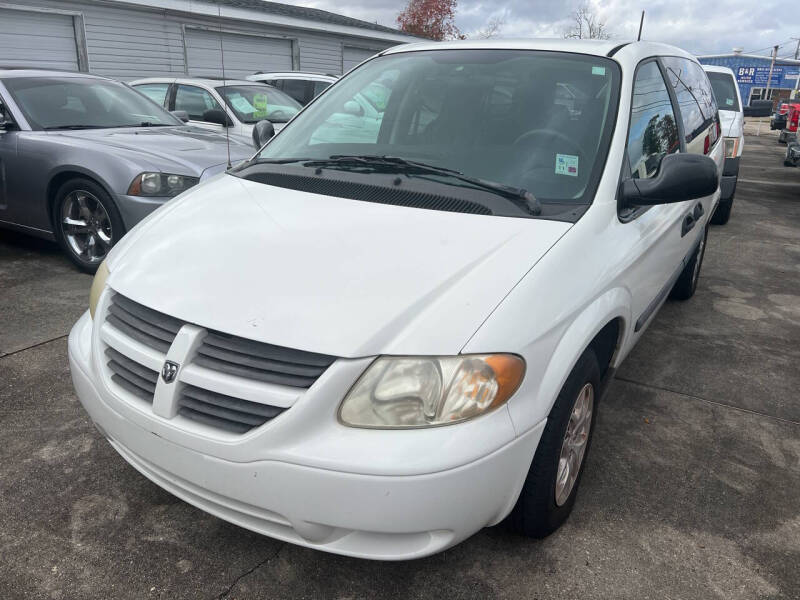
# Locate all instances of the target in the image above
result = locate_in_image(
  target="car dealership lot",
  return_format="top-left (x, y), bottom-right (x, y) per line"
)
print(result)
top-left (1, 132), bottom-right (798, 599)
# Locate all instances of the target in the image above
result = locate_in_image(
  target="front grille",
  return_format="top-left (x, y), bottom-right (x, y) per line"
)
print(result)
top-left (105, 347), bottom-right (158, 402)
top-left (106, 294), bottom-right (183, 353)
top-left (195, 331), bottom-right (336, 389)
top-left (178, 384), bottom-right (285, 433)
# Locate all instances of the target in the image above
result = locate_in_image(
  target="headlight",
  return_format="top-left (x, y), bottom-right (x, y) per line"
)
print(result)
top-left (339, 354), bottom-right (525, 428)
top-left (89, 259), bottom-right (110, 319)
top-left (724, 137), bottom-right (740, 159)
top-left (127, 172), bottom-right (199, 197)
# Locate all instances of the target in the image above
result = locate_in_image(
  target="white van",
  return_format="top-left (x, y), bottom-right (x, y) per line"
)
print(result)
top-left (70, 40), bottom-right (723, 560)
top-left (703, 65), bottom-right (744, 224)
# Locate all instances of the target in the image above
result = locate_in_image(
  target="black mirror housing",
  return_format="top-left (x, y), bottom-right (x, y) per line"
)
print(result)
top-left (621, 153), bottom-right (718, 207)
top-left (252, 120), bottom-right (275, 148)
top-left (202, 108), bottom-right (232, 127)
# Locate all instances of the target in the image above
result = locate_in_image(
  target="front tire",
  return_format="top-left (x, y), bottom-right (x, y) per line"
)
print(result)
top-left (509, 349), bottom-right (600, 538)
top-left (669, 225), bottom-right (708, 300)
top-left (711, 196), bottom-right (733, 225)
top-left (53, 178), bottom-right (125, 273)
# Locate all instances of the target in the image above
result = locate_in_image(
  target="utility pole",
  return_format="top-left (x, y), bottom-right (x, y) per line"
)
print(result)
top-left (765, 45), bottom-right (778, 105)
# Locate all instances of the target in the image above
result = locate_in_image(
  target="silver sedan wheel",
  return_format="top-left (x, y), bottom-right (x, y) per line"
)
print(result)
top-left (61, 190), bottom-right (113, 264)
top-left (555, 382), bottom-right (594, 506)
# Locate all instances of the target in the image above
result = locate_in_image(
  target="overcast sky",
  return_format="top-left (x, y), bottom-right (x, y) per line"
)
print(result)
top-left (283, 0), bottom-right (799, 59)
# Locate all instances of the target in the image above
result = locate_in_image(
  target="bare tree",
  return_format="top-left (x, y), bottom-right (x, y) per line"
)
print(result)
top-left (563, 5), bottom-right (609, 40)
top-left (473, 15), bottom-right (505, 39)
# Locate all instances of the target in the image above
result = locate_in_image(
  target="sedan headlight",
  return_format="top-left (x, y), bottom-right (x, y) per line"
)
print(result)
top-left (339, 354), bottom-right (525, 428)
top-left (127, 172), bottom-right (199, 197)
top-left (724, 137), bottom-right (740, 159)
top-left (89, 259), bottom-right (109, 319)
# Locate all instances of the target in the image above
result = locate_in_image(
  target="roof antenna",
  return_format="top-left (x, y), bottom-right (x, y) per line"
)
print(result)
top-left (637, 10), bottom-right (645, 41)
top-left (217, 1), bottom-right (232, 169)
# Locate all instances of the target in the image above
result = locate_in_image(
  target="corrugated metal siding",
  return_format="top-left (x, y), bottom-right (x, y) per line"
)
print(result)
top-left (0, 7), bottom-right (79, 71)
top-left (185, 28), bottom-right (292, 78)
top-left (342, 45), bottom-right (379, 73)
top-left (1, 0), bottom-right (399, 79)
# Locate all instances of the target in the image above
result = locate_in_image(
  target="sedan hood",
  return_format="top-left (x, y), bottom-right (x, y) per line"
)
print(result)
top-left (107, 175), bottom-right (570, 357)
top-left (53, 126), bottom-right (253, 175)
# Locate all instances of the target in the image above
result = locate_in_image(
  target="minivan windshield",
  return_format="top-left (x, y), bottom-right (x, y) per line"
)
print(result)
top-left (707, 72), bottom-right (740, 112)
top-left (3, 76), bottom-right (182, 130)
top-left (217, 85), bottom-right (301, 123)
top-left (254, 50), bottom-right (621, 207)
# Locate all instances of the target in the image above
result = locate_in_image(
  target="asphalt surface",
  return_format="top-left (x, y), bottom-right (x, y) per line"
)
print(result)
top-left (1, 131), bottom-right (798, 599)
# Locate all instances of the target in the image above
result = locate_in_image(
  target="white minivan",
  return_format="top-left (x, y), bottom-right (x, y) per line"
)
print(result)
top-left (702, 65), bottom-right (744, 224)
top-left (70, 40), bottom-right (723, 560)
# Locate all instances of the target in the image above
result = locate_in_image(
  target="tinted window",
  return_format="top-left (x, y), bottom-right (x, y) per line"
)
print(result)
top-left (281, 79), bottom-right (309, 104)
top-left (313, 80), bottom-right (332, 96)
top-left (3, 76), bottom-right (180, 129)
top-left (134, 83), bottom-right (169, 107)
top-left (217, 85), bottom-right (301, 123)
top-left (662, 57), bottom-right (717, 144)
top-left (627, 61), bottom-right (679, 179)
top-left (706, 72), bottom-right (740, 112)
top-left (258, 50), bottom-right (621, 208)
top-left (174, 85), bottom-right (223, 121)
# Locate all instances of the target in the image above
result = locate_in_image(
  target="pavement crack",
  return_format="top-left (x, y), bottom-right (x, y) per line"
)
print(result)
top-left (215, 543), bottom-right (286, 600)
top-left (615, 376), bottom-right (800, 426)
top-left (0, 334), bottom-right (69, 359)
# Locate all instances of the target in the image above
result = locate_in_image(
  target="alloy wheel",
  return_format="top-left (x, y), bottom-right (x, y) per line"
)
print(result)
top-left (555, 382), bottom-right (594, 506)
top-left (61, 190), bottom-right (113, 265)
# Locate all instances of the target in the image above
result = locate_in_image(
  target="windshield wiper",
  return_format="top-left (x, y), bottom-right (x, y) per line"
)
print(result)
top-left (132, 122), bottom-right (173, 127)
top-left (302, 155), bottom-right (542, 216)
top-left (43, 125), bottom-right (106, 130)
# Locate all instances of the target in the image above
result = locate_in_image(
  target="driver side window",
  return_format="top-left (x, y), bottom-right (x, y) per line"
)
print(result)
top-left (627, 61), bottom-right (679, 179)
top-left (174, 85), bottom-right (222, 122)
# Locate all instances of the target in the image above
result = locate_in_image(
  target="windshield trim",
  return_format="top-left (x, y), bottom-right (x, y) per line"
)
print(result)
top-left (2, 76), bottom-right (183, 131)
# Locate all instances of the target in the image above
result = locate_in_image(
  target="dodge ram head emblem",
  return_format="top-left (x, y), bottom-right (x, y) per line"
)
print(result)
top-left (161, 360), bottom-right (179, 384)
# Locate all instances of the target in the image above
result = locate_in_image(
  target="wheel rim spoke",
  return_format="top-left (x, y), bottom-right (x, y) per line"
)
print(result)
top-left (60, 190), bottom-right (112, 264)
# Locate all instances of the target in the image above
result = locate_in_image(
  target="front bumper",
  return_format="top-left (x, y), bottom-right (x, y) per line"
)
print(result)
top-left (114, 193), bottom-right (170, 231)
top-left (68, 310), bottom-right (543, 560)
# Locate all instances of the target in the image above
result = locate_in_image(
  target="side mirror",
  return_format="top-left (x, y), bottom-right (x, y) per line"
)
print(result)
top-left (171, 110), bottom-right (190, 123)
top-left (620, 153), bottom-right (718, 207)
top-left (202, 108), bottom-right (232, 127)
top-left (343, 100), bottom-right (363, 116)
top-left (252, 119), bottom-right (275, 148)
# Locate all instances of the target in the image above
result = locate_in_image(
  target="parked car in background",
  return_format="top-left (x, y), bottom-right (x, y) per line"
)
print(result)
top-left (784, 139), bottom-right (800, 166)
top-left (703, 65), bottom-right (743, 224)
top-left (131, 77), bottom-right (302, 146)
top-left (70, 39), bottom-right (722, 560)
top-left (0, 69), bottom-right (253, 271)
top-left (247, 72), bottom-right (337, 106)
top-left (777, 103), bottom-right (800, 144)
top-left (770, 100), bottom-right (790, 130)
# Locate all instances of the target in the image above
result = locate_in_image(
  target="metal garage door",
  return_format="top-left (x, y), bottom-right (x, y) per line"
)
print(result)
top-left (342, 46), bottom-right (378, 73)
top-left (0, 8), bottom-right (79, 71)
top-left (185, 29), bottom-right (292, 79)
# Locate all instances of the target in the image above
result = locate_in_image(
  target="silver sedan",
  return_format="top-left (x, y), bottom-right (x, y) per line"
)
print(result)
top-left (0, 69), bottom-right (254, 272)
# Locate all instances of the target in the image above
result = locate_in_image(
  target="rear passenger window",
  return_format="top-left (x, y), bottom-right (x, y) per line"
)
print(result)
top-left (627, 61), bottom-right (679, 179)
top-left (661, 57), bottom-right (718, 146)
top-left (174, 85), bottom-right (222, 121)
top-left (134, 83), bottom-right (169, 107)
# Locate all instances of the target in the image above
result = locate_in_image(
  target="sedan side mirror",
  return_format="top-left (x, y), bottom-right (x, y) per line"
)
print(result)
top-left (202, 108), bottom-right (233, 127)
top-left (620, 153), bottom-right (718, 207)
top-left (171, 110), bottom-right (190, 123)
top-left (252, 119), bottom-right (275, 148)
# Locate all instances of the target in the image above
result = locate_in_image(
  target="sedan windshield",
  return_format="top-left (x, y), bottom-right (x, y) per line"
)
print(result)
top-left (3, 76), bottom-right (182, 130)
top-left (217, 85), bottom-right (301, 124)
top-left (707, 72), bottom-right (740, 112)
top-left (255, 50), bottom-right (620, 207)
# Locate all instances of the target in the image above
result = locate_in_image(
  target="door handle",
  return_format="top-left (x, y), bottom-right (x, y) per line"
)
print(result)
top-left (681, 213), bottom-right (695, 237)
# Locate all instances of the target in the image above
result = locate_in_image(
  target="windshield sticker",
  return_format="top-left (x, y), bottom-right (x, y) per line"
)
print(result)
top-left (229, 94), bottom-right (257, 115)
top-left (252, 93), bottom-right (269, 118)
top-left (555, 154), bottom-right (579, 177)
top-left (726, 98), bottom-right (734, 106)
top-left (592, 66), bottom-right (606, 76)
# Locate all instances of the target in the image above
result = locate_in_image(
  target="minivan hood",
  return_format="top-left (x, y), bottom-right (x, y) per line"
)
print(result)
top-left (107, 175), bottom-right (570, 357)
top-left (53, 126), bottom-right (253, 174)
